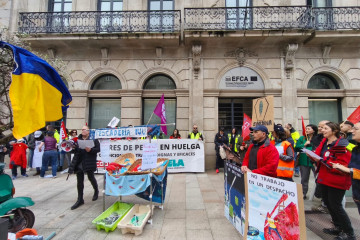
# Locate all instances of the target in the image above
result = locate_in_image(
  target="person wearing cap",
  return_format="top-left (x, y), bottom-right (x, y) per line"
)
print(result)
top-left (32, 130), bottom-right (44, 176)
top-left (214, 128), bottom-right (228, 173)
top-left (241, 125), bottom-right (279, 177)
top-left (272, 125), bottom-right (295, 182)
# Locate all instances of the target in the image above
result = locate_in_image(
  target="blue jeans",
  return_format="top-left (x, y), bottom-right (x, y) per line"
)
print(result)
top-left (28, 149), bottom-right (34, 168)
top-left (40, 150), bottom-right (58, 177)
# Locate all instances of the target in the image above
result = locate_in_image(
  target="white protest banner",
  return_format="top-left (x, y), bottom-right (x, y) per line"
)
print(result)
top-left (142, 143), bottom-right (158, 170)
top-left (100, 139), bottom-right (111, 163)
top-left (246, 172), bottom-right (306, 240)
top-left (95, 126), bottom-right (148, 139)
top-left (96, 139), bottom-right (205, 173)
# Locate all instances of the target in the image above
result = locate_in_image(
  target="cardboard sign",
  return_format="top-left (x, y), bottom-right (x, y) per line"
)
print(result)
top-left (252, 96), bottom-right (274, 131)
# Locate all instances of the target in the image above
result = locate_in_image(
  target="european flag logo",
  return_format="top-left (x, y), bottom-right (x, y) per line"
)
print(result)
top-left (0, 41), bottom-right (72, 139)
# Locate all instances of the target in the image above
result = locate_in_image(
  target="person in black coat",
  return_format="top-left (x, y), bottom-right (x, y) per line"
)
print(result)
top-left (214, 128), bottom-right (228, 173)
top-left (69, 125), bottom-right (100, 210)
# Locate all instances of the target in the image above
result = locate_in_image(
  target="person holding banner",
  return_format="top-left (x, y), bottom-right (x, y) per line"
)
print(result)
top-left (308, 122), bottom-right (355, 240)
top-left (69, 126), bottom-right (100, 210)
top-left (332, 121), bottom-right (360, 215)
top-left (241, 125), bottom-right (279, 177)
top-left (188, 124), bottom-right (204, 140)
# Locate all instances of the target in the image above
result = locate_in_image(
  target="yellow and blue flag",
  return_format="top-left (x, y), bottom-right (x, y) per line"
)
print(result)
top-left (0, 41), bottom-right (72, 139)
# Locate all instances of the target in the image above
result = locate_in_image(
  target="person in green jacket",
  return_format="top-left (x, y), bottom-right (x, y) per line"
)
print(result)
top-left (294, 124), bottom-right (318, 199)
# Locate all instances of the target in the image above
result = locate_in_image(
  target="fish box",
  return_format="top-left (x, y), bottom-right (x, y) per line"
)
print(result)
top-left (92, 202), bottom-right (134, 232)
top-left (117, 204), bottom-right (152, 236)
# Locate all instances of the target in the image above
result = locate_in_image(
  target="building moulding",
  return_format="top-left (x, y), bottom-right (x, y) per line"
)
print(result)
top-left (322, 45), bottom-right (331, 64)
top-left (284, 43), bottom-right (298, 79)
top-left (192, 44), bottom-right (202, 79)
top-left (224, 47), bottom-right (257, 67)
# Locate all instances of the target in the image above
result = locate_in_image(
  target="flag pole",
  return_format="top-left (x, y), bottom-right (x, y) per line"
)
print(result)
top-left (146, 112), bottom-right (155, 126)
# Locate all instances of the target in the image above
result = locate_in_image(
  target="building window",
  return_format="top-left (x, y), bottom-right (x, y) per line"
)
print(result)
top-left (49, 0), bottom-right (72, 12)
top-left (307, 73), bottom-right (339, 89)
top-left (89, 74), bottom-right (122, 128)
top-left (98, 0), bottom-right (123, 32)
top-left (143, 74), bottom-right (176, 89)
top-left (308, 72), bottom-right (341, 124)
top-left (48, 0), bottom-right (72, 32)
top-left (142, 74), bottom-right (176, 138)
top-left (311, 0), bottom-right (333, 30)
top-left (149, 0), bottom-right (174, 32)
top-left (90, 99), bottom-right (121, 129)
top-left (226, 0), bottom-right (252, 30)
top-left (91, 74), bottom-right (122, 90)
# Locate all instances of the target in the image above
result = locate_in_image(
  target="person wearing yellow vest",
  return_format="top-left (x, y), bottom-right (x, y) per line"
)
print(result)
top-left (272, 125), bottom-right (295, 182)
top-left (341, 121), bottom-right (356, 152)
top-left (228, 128), bottom-right (241, 153)
top-left (285, 123), bottom-right (300, 177)
top-left (188, 124), bottom-right (204, 140)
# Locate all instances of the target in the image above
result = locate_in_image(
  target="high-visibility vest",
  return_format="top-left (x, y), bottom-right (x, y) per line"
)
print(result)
top-left (346, 142), bottom-right (356, 152)
top-left (189, 132), bottom-right (202, 139)
top-left (228, 134), bottom-right (241, 152)
top-left (276, 141), bottom-right (295, 178)
top-left (291, 131), bottom-right (300, 145)
top-left (141, 136), bottom-right (157, 139)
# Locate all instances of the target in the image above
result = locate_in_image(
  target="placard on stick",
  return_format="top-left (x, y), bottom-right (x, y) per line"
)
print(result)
top-left (142, 143), bottom-right (158, 170)
top-left (252, 96), bottom-right (274, 132)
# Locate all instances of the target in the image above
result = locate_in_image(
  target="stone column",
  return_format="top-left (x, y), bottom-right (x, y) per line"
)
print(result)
top-left (189, 44), bottom-right (204, 135)
top-left (282, 43), bottom-right (299, 129)
top-left (121, 91), bottom-right (142, 127)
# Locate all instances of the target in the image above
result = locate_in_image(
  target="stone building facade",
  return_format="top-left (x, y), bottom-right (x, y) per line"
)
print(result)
top-left (2, 0), bottom-right (360, 169)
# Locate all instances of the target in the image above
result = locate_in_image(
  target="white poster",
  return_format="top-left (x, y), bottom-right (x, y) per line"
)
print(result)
top-left (247, 173), bottom-right (301, 240)
top-left (100, 139), bottom-right (111, 163)
top-left (96, 139), bottom-right (205, 173)
top-left (219, 67), bottom-right (265, 90)
top-left (142, 143), bottom-right (158, 170)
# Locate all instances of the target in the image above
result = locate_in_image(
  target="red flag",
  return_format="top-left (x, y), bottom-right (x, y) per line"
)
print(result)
top-left (347, 106), bottom-right (360, 124)
top-left (153, 94), bottom-right (167, 135)
top-left (60, 120), bottom-right (68, 141)
top-left (242, 113), bottom-right (252, 141)
top-left (301, 116), bottom-right (306, 136)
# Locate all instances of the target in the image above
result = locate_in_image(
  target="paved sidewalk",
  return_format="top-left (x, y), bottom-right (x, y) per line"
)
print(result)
top-left (5, 168), bottom-right (359, 240)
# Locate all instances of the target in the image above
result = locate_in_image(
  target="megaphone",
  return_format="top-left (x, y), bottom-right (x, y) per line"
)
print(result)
top-left (60, 140), bottom-right (76, 152)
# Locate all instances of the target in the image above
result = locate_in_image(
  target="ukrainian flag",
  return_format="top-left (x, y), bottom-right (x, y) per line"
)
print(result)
top-left (0, 41), bottom-right (72, 139)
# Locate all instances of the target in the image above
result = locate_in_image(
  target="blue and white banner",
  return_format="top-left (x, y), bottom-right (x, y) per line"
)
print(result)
top-left (97, 139), bottom-right (205, 173)
top-left (94, 126), bottom-right (148, 139)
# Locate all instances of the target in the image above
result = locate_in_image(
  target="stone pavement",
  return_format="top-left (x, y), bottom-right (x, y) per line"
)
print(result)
top-left (5, 167), bottom-right (360, 240)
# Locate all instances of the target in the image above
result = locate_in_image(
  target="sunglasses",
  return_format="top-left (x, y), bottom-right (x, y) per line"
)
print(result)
top-left (81, 129), bottom-right (89, 131)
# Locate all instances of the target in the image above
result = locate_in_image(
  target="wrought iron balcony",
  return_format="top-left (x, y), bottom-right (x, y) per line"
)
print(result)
top-left (184, 6), bottom-right (360, 31)
top-left (18, 10), bottom-right (181, 34)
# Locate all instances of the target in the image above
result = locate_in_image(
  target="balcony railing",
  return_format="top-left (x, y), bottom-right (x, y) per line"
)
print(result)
top-left (18, 7), bottom-right (360, 34)
top-left (18, 10), bottom-right (181, 34)
top-left (184, 6), bottom-right (360, 31)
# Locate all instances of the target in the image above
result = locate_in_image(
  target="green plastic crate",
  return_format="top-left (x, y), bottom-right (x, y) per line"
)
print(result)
top-left (92, 202), bottom-right (134, 232)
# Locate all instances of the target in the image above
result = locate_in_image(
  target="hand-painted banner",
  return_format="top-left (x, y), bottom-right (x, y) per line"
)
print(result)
top-left (224, 161), bottom-right (246, 236)
top-left (97, 139), bottom-right (205, 173)
top-left (94, 126), bottom-right (148, 139)
top-left (246, 172), bottom-right (305, 240)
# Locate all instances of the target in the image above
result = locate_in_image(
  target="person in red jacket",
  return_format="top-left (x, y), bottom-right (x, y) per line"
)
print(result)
top-left (9, 139), bottom-right (28, 179)
top-left (307, 122), bottom-right (354, 240)
top-left (241, 125), bottom-right (279, 178)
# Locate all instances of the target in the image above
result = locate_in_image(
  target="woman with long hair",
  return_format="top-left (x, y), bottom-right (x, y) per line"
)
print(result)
top-left (308, 122), bottom-right (354, 240)
top-left (170, 129), bottom-right (181, 139)
top-left (295, 124), bottom-right (318, 199)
